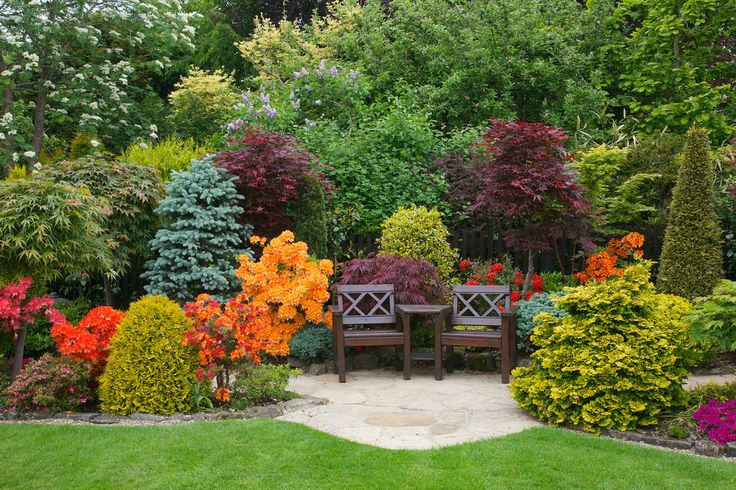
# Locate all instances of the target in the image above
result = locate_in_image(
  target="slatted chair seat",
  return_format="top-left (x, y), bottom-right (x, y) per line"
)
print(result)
top-left (438, 285), bottom-right (517, 383)
top-left (331, 284), bottom-right (406, 382)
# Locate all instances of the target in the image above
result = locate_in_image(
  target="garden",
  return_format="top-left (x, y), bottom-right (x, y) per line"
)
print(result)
top-left (1, 0), bottom-right (736, 487)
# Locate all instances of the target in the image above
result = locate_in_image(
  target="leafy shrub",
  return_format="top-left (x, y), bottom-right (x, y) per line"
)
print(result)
top-left (692, 400), bottom-right (736, 445)
top-left (657, 128), bottom-right (723, 300)
top-left (168, 67), bottom-right (239, 143)
top-left (0, 179), bottom-right (112, 286)
top-left (539, 272), bottom-right (576, 293)
top-left (237, 231), bottom-right (333, 356)
top-left (99, 296), bottom-right (199, 415)
top-left (51, 306), bottom-right (125, 368)
top-left (216, 128), bottom-right (319, 237)
top-left (288, 323), bottom-right (333, 364)
top-left (688, 381), bottom-right (736, 408)
top-left (36, 156), bottom-right (164, 279)
top-left (378, 205), bottom-right (459, 283)
top-left (575, 232), bottom-right (645, 284)
top-left (5, 354), bottom-right (93, 412)
top-left (69, 132), bottom-right (104, 160)
top-left (511, 264), bottom-right (701, 433)
top-left (142, 158), bottom-right (252, 303)
top-left (337, 255), bottom-right (449, 305)
top-left (289, 173), bottom-right (329, 259)
top-left (684, 280), bottom-right (736, 351)
top-left (516, 292), bottom-right (567, 353)
top-left (119, 136), bottom-right (212, 181)
top-left (231, 363), bottom-right (298, 408)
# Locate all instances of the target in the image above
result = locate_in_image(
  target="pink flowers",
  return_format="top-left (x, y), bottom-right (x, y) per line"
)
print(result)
top-left (692, 399), bottom-right (736, 445)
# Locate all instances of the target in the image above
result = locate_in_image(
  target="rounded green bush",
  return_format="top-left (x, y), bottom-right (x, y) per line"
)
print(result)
top-left (99, 296), bottom-right (198, 415)
top-left (511, 264), bottom-right (702, 433)
top-left (378, 205), bottom-right (458, 283)
top-left (288, 323), bottom-right (333, 363)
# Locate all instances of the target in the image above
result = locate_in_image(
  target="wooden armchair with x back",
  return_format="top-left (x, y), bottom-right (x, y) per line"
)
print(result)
top-left (438, 285), bottom-right (517, 383)
top-left (329, 284), bottom-right (407, 383)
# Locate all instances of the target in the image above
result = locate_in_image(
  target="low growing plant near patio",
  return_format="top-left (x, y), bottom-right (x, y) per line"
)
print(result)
top-left (511, 264), bottom-right (702, 433)
top-left (515, 292), bottom-right (567, 353)
top-left (231, 363), bottom-right (299, 409)
top-left (289, 323), bottom-right (333, 364)
top-left (99, 296), bottom-right (199, 415)
top-left (692, 399), bottom-right (736, 445)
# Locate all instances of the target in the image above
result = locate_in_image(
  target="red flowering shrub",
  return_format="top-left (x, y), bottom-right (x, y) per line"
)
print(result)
top-left (575, 232), bottom-right (645, 284)
top-left (6, 354), bottom-right (93, 412)
top-left (459, 258), bottom-right (543, 303)
top-left (183, 293), bottom-right (271, 398)
top-left (216, 127), bottom-right (326, 236)
top-left (692, 399), bottom-right (736, 445)
top-left (337, 255), bottom-right (449, 305)
top-left (51, 306), bottom-right (124, 368)
top-left (0, 278), bottom-right (64, 379)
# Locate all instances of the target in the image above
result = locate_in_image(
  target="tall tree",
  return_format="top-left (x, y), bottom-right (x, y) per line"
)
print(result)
top-left (0, 0), bottom-right (197, 172)
top-left (657, 127), bottom-right (723, 299)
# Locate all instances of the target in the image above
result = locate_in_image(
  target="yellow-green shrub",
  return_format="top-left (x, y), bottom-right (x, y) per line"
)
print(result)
top-left (511, 264), bottom-right (702, 433)
top-left (118, 136), bottom-right (211, 181)
top-left (378, 205), bottom-right (458, 283)
top-left (99, 296), bottom-right (198, 415)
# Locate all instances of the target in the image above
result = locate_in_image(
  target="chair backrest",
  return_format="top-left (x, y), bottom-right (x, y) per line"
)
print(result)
top-left (336, 284), bottom-right (396, 326)
top-left (452, 285), bottom-right (510, 326)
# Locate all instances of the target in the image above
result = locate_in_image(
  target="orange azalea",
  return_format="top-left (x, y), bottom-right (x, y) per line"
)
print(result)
top-left (51, 306), bottom-right (125, 367)
top-left (237, 231), bottom-right (333, 356)
top-left (215, 387), bottom-right (231, 403)
top-left (576, 232), bottom-right (646, 284)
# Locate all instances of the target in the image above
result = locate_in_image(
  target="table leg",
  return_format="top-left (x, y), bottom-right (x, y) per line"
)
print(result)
top-left (402, 313), bottom-right (411, 380)
top-left (434, 314), bottom-right (443, 381)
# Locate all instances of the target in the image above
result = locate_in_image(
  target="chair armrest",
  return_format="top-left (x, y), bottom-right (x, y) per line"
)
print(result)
top-left (328, 305), bottom-right (343, 316)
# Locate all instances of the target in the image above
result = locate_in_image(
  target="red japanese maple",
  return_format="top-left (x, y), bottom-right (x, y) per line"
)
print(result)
top-left (215, 127), bottom-right (326, 236)
top-left (0, 278), bottom-right (64, 379)
top-left (467, 119), bottom-right (594, 292)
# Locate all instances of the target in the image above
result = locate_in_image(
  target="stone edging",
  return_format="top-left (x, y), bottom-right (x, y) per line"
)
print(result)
top-left (0, 395), bottom-right (328, 426)
top-left (603, 429), bottom-right (736, 458)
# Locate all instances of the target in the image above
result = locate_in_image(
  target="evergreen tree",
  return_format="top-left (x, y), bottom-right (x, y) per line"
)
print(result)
top-left (290, 174), bottom-right (329, 259)
top-left (142, 158), bottom-right (252, 303)
top-left (657, 128), bottom-right (723, 299)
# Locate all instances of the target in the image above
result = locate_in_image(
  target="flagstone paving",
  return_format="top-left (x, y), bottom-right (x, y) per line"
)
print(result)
top-left (279, 369), bottom-right (736, 450)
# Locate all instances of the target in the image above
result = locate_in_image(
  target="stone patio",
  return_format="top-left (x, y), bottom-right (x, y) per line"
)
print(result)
top-left (279, 369), bottom-right (736, 450)
top-left (278, 369), bottom-right (541, 449)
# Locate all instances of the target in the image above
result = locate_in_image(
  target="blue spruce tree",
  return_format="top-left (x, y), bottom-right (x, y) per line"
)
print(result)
top-left (142, 157), bottom-right (252, 302)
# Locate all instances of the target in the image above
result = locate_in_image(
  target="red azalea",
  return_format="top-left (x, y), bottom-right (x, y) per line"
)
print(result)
top-left (511, 291), bottom-right (520, 302)
top-left (525, 291), bottom-right (533, 301)
top-left (459, 259), bottom-right (471, 271)
top-left (490, 263), bottom-right (504, 274)
top-left (466, 280), bottom-right (479, 286)
top-left (515, 278), bottom-right (524, 286)
top-left (485, 272), bottom-right (496, 281)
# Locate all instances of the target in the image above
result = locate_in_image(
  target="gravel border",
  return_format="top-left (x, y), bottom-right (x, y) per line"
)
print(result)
top-left (0, 395), bottom-right (328, 427)
top-left (603, 429), bottom-right (736, 459)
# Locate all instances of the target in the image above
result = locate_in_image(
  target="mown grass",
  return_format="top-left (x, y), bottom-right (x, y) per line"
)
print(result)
top-left (0, 420), bottom-right (733, 489)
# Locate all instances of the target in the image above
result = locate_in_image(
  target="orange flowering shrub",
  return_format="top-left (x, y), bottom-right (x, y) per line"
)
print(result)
top-left (51, 306), bottom-right (125, 367)
top-left (183, 293), bottom-right (271, 393)
top-left (236, 230), bottom-right (333, 356)
top-left (575, 232), bottom-right (645, 283)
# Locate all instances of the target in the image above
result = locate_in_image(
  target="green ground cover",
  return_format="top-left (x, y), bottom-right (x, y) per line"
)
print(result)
top-left (0, 420), bottom-right (732, 489)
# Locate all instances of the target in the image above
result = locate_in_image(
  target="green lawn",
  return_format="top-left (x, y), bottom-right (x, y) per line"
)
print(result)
top-left (0, 420), bottom-right (732, 489)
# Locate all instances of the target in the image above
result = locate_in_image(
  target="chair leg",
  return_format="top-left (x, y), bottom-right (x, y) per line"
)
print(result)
top-left (434, 316), bottom-right (443, 381)
top-left (334, 318), bottom-right (347, 383)
top-left (331, 324), bottom-right (338, 375)
top-left (402, 313), bottom-right (411, 380)
top-left (501, 315), bottom-right (513, 384)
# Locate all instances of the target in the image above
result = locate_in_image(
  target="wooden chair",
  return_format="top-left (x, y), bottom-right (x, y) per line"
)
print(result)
top-left (330, 284), bottom-right (407, 383)
top-left (438, 285), bottom-right (517, 383)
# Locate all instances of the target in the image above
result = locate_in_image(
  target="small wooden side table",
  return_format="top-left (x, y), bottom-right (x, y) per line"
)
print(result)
top-left (395, 304), bottom-right (452, 380)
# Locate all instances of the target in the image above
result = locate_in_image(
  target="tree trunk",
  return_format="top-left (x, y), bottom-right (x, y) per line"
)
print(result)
top-left (11, 326), bottom-right (28, 381)
top-left (29, 63), bottom-right (51, 173)
top-left (102, 274), bottom-right (114, 307)
top-left (0, 58), bottom-right (15, 180)
top-left (521, 249), bottom-right (535, 297)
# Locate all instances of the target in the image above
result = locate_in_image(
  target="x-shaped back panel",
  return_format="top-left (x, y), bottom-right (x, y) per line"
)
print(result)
top-left (342, 291), bottom-right (394, 317)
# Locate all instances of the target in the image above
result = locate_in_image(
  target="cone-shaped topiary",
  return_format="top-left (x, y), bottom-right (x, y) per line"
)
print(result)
top-left (99, 296), bottom-right (198, 415)
top-left (142, 157), bottom-right (252, 303)
top-left (290, 173), bottom-right (329, 259)
top-left (657, 128), bottom-right (723, 300)
top-left (378, 205), bottom-right (459, 283)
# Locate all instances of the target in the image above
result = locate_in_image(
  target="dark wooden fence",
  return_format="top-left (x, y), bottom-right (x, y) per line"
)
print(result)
top-left (347, 226), bottom-right (665, 275)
